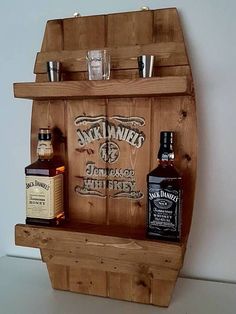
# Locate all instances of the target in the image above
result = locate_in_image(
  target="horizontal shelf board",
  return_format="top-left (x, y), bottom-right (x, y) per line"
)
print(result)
top-left (14, 76), bottom-right (191, 100)
top-left (41, 248), bottom-right (179, 280)
top-left (34, 42), bottom-right (188, 74)
top-left (15, 223), bottom-right (185, 270)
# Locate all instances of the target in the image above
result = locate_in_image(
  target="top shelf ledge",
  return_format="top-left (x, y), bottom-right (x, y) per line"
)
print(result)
top-left (13, 76), bottom-right (191, 100)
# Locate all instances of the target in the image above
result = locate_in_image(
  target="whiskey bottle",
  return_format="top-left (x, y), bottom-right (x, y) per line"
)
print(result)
top-left (25, 128), bottom-right (65, 226)
top-left (147, 131), bottom-right (182, 241)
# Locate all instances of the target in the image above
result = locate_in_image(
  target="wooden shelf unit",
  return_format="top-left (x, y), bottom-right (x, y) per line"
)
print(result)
top-left (14, 8), bottom-right (197, 307)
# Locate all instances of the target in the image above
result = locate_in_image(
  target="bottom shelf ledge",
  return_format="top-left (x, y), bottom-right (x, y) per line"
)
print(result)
top-left (15, 223), bottom-right (186, 307)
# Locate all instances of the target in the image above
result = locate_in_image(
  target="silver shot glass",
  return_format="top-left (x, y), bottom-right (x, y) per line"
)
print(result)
top-left (137, 55), bottom-right (154, 78)
top-left (46, 61), bottom-right (62, 82)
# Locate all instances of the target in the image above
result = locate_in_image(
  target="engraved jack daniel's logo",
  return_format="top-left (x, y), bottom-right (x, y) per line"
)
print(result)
top-left (74, 115), bottom-right (146, 199)
top-left (75, 116), bottom-right (145, 149)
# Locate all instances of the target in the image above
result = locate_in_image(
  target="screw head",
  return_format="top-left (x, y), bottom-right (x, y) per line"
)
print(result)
top-left (140, 6), bottom-right (150, 11)
top-left (73, 12), bottom-right (81, 18)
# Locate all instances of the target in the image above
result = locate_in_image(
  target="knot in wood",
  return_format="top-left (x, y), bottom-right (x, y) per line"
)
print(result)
top-left (183, 153), bottom-right (192, 162)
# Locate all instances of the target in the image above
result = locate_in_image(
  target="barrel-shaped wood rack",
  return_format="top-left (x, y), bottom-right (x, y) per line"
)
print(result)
top-left (14, 8), bottom-right (197, 307)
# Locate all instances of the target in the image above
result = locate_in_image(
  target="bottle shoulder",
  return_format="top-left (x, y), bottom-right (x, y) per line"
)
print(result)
top-left (148, 164), bottom-right (182, 190)
top-left (148, 164), bottom-right (181, 179)
top-left (25, 158), bottom-right (64, 176)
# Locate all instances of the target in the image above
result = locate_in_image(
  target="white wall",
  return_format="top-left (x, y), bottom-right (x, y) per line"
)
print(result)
top-left (1, 0), bottom-right (236, 283)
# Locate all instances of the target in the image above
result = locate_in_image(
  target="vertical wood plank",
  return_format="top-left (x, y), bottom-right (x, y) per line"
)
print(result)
top-left (106, 98), bottom-right (151, 228)
top-left (46, 263), bottom-right (69, 290)
top-left (69, 267), bottom-right (107, 297)
top-left (41, 20), bottom-right (64, 52)
top-left (131, 274), bottom-right (151, 304)
top-left (107, 11), bottom-right (153, 47)
top-left (153, 8), bottom-right (184, 42)
top-left (63, 16), bottom-right (106, 50)
top-left (151, 279), bottom-right (177, 307)
top-left (108, 272), bottom-right (151, 304)
top-left (67, 99), bottom-right (107, 224)
top-left (108, 273), bottom-right (132, 301)
top-left (152, 8), bottom-right (187, 77)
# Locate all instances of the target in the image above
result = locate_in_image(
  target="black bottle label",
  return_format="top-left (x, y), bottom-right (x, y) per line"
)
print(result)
top-left (148, 179), bottom-right (181, 240)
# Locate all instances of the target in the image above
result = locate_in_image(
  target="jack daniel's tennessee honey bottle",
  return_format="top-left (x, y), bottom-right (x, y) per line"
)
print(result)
top-left (25, 128), bottom-right (65, 225)
top-left (147, 131), bottom-right (182, 241)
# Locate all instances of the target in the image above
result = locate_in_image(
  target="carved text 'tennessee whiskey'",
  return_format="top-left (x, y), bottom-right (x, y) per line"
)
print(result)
top-left (147, 131), bottom-right (182, 242)
top-left (25, 128), bottom-right (65, 225)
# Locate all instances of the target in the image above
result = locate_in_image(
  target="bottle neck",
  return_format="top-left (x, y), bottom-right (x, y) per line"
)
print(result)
top-left (37, 139), bottom-right (53, 160)
top-left (159, 153), bottom-right (175, 166)
top-left (158, 144), bottom-right (174, 162)
top-left (157, 131), bottom-right (175, 166)
top-left (159, 159), bottom-right (174, 167)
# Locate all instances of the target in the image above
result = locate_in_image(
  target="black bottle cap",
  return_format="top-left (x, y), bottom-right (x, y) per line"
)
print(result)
top-left (38, 128), bottom-right (52, 141)
top-left (158, 131), bottom-right (174, 160)
top-left (160, 131), bottom-right (174, 145)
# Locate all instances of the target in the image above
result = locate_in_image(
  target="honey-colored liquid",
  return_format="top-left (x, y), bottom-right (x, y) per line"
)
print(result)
top-left (25, 157), bottom-right (65, 226)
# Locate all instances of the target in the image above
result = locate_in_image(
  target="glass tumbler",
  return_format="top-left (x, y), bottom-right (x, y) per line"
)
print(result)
top-left (86, 50), bottom-right (110, 80)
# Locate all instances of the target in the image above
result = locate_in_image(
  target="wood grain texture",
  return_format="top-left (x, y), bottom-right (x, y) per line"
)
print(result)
top-left (152, 279), bottom-right (178, 307)
top-left (108, 273), bottom-right (133, 301)
top-left (46, 263), bottom-right (69, 290)
top-left (153, 8), bottom-right (184, 42)
top-left (67, 99), bottom-right (107, 223)
top-left (15, 224), bottom-right (184, 270)
top-left (107, 11), bottom-right (153, 47)
top-left (106, 97), bottom-right (151, 227)
top-left (69, 267), bottom-right (107, 296)
top-left (63, 16), bottom-right (106, 50)
top-left (40, 20), bottom-right (64, 52)
top-left (108, 272), bottom-right (152, 303)
top-left (41, 248), bottom-right (178, 280)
